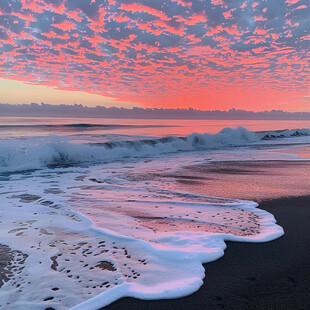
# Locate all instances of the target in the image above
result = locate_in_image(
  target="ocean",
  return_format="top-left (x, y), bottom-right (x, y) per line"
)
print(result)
top-left (1, 117), bottom-right (310, 309)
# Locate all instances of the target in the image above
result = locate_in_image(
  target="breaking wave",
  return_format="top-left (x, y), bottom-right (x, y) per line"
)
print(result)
top-left (1, 126), bottom-right (309, 173)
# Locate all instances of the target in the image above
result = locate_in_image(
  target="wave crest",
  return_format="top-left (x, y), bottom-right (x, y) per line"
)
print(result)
top-left (1, 126), bottom-right (309, 173)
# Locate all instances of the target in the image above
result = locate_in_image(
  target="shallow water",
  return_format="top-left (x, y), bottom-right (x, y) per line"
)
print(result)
top-left (0, 118), bottom-right (309, 309)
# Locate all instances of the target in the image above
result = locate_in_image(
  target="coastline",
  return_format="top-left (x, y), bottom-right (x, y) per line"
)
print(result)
top-left (103, 195), bottom-right (310, 310)
top-left (1, 159), bottom-right (310, 309)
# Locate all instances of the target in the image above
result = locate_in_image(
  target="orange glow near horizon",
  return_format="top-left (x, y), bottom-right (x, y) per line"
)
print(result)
top-left (0, 78), bottom-right (137, 108)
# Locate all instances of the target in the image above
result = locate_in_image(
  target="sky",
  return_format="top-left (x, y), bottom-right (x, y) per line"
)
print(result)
top-left (0, 0), bottom-right (309, 111)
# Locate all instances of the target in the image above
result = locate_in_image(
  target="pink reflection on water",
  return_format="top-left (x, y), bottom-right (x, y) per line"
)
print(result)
top-left (174, 160), bottom-right (310, 201)
top-left (274, 146), bottom-right (310, 159)
top-left (1, 117), bottom-right (310, 138)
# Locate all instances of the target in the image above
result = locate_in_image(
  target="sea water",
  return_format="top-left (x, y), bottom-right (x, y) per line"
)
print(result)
top-left (0, 117), bottom-right (310, 309)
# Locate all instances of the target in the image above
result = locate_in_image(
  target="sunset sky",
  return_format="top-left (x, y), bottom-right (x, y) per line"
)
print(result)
top-left (0, 0), bottom-right (309, 111)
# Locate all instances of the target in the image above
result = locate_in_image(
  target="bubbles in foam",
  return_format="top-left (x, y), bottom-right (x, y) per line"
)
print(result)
top-left (0, 153), bottom-right (284, 309)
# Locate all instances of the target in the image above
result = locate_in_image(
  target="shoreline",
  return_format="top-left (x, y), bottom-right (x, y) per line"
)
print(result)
top-left (103, 195), bottom-right (310, 309)
top-left (1, 159), bottom-right (310, 309)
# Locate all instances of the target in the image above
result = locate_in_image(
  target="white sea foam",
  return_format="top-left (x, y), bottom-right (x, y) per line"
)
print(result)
top-left (0, 126), bottom-right (309, 173)
top-left (1, 125), bottom-right (308, 309)
top-left (0, 153), bottom-right (284, 310)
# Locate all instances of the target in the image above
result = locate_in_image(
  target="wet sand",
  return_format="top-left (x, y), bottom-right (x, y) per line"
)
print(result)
top-left (103, 196), bottom-right (310, 310)
top-left (0, 244), bottom-right (27, 289)
top-left (0, 245), bottom-right (14, 288)
top-left (103, 160), bottom-right (310, 310)
top-left (173, 160), bottom-right (310, 201)
top-left (2, 161), bottom-right (309, 309)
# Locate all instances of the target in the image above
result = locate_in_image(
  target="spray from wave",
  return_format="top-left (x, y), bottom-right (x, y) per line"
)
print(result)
top-left (0, 126), bottom-right (309, 173)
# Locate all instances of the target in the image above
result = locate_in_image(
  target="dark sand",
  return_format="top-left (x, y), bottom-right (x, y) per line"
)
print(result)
top-left (103, 160), bottom-right (310, 310)
top-left (0, 244), bottom-right (20, 288)
top-left (0, 244), bottom-right (27, 290)
top-left (0, 244), bottom-right (16, 288)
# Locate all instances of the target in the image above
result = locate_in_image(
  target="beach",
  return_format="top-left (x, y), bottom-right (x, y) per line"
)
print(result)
top-left (103, 159), bottom-right (310, 310)
top-left (1, 121), bottom-right (310, 309)
top-left (1, 0), bottom-right (309, 306)
top-left (1, 0), bottom-right (310, 306)
top-left (1, 166), bottom-right (309, 310)
top-left (103, 195), bottom-right (310, 310)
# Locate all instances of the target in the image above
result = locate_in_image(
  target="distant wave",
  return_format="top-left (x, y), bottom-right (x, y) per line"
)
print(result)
top-left (0, 123), bottom-right (171, 130)
top-left (1, 126), bottom-right (309, 173)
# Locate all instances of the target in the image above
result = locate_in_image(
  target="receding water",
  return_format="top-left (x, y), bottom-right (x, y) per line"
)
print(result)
top-left (0, 117), bottom-right (309, 309)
